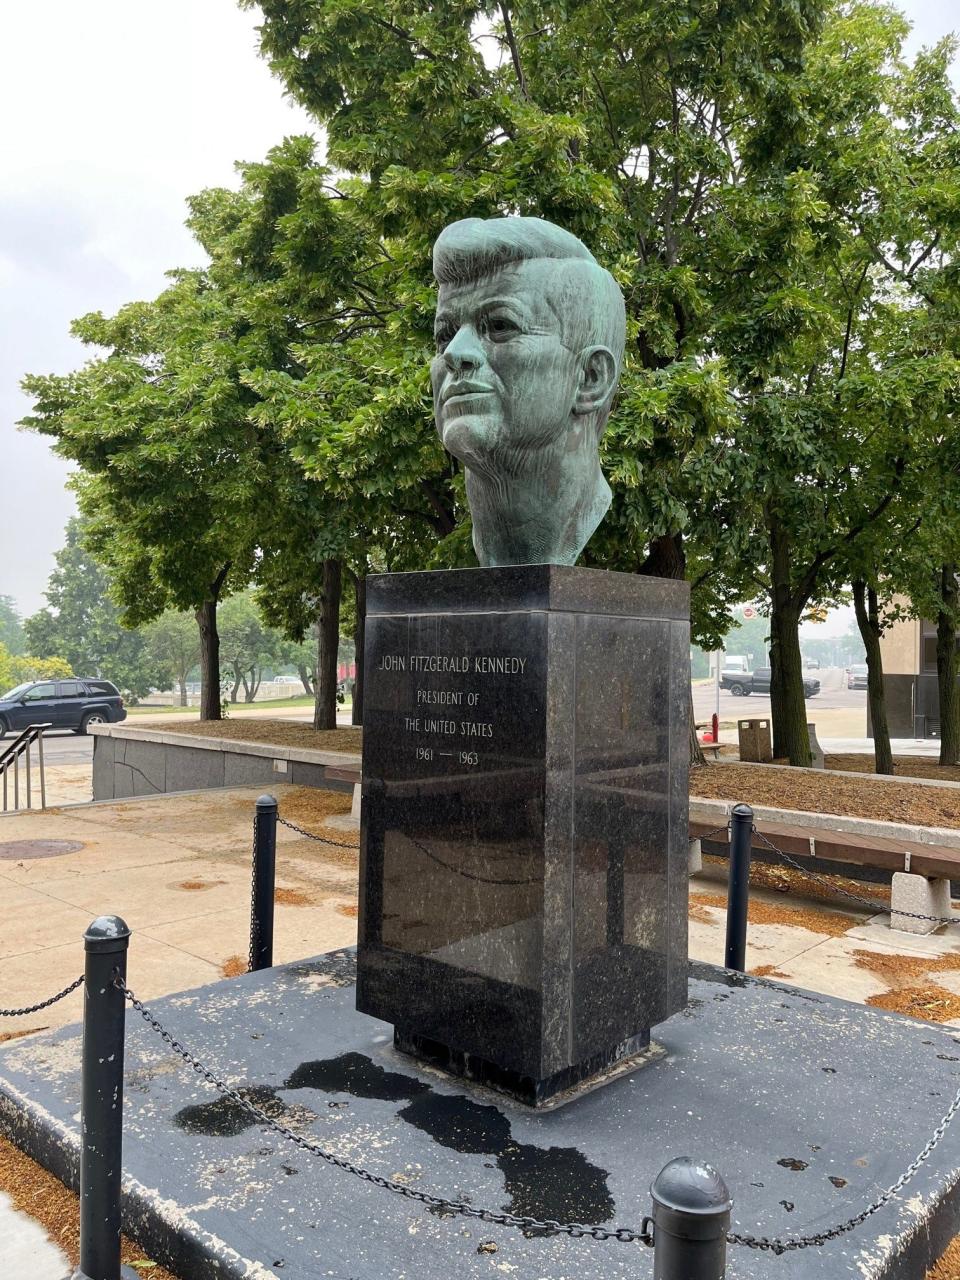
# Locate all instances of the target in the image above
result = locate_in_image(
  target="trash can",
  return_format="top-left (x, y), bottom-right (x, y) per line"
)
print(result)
top-left (738, 718), bottom-right (772, 763)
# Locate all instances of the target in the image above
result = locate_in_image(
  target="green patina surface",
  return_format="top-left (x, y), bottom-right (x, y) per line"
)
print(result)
top-left (431, 216), bottom-right (626, 568)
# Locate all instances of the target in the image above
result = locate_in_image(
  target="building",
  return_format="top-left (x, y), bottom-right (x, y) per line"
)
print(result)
top-left (879, 612), bottom-right (951, 739)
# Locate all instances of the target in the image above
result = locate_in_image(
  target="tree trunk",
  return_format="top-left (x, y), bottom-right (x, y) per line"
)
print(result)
top-left (247, 668), bottom-right (261, 702)
top-left (297, 663), bottom-right (315, 698)
top-left (314, 558), bottom-right (343, 731)
top-left (178, 677), bottom-right (187, 708)
top-left (852, 578), bottom-right (893, 775)
top-left (937, 563), bottom-right (960, 765)
top-left (637, 532), bottom-right (703, 765)
top-left (232, 669), bottom-right (243, 703)
top-left (352, 571), bottom-right (366, 727)
top-left (768, 515), bottom-right (811, 765)
top-left (196, 600), bottom-right (222, 721)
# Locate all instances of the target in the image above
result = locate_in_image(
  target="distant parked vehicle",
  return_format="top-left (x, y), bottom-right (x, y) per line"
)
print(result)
top-left (0, 678), bottom-right (126, 738)
top-left (720, 667), bottom-right (820, 698)
top-left (721, 654), bottom-right (749, 674)
top-left (273, 675), bottom-right (301, 684)
top-left (803, 657), bottom-right (821, 669)
top-left (847, 663), bottom-right (869, 689)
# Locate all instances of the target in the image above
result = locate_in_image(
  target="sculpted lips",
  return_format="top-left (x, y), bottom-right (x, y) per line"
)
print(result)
top-left (441, 380), bottom-right (495, 409)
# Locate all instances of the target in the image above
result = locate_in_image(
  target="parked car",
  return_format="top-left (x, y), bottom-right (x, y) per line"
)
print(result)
top-left (720, 667), bottom-right (820, 698)
top-left (0, 678), bottom-right (127, 738)
top-left (847, 663), bottom-right (869, 690)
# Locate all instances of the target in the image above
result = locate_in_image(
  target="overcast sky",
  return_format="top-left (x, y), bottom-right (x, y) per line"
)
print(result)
top-left (1, 1), bottom-right (956, 620)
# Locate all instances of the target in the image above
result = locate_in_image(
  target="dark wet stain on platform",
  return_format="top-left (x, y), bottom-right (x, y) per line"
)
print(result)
top-left (288, 1054), bottom-right (614, 1230)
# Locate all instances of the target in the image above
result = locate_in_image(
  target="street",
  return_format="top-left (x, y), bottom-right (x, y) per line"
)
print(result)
top-left (693, 667), bottom-right (868, 728)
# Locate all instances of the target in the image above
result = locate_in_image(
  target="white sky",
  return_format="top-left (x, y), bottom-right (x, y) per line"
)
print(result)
top-left (0, 0), bottom-right (956, 619)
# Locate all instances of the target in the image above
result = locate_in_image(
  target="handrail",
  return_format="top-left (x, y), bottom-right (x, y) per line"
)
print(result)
top-left (0, 722), bottom-right (51, 812)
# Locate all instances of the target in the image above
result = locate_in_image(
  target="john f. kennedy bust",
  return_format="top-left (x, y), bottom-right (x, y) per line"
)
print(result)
top-left (431, 215), bottom-right (626, 567)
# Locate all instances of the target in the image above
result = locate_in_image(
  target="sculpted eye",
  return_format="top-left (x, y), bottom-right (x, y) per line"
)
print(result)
top-left (484, 314), bottom-right (521, 341)
top-left (435, 326), bottom-right (455, 353)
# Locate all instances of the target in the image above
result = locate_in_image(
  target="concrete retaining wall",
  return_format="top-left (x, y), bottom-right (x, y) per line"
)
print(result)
top-left (90, 725), bottom-right (361, 802)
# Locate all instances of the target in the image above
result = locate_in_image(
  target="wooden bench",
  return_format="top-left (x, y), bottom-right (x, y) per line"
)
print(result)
top-left (689, 816), bottom-right (960, 882)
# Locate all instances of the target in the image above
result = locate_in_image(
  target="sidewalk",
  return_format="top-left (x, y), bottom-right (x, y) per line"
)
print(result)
top-left (0, 1192), bottom-right (70, 1279)
top-left (0, 784), bottom-right (358, 1033)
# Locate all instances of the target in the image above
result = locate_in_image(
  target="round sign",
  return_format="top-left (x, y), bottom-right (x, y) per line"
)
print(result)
top-left (742, 606), bottom-right (756, 619)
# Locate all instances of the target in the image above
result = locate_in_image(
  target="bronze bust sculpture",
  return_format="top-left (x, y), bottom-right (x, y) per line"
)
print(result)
top-left (431, 216), bottom-right (626, 566)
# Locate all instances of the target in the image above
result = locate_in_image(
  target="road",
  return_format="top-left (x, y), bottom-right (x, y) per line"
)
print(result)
top-left (693, 668), bottom-right (867, 724)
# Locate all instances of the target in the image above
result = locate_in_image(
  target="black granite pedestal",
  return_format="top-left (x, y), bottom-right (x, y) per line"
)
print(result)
top-left (357, 565), bottom-right (690, 1104)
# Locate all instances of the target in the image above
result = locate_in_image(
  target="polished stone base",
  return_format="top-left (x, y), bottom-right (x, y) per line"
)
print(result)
top-left (2, 952), bottom-right (959, 1279)
top-left (394, 1026), bottom-right (652, 1108)
top-left (358, 565), bottom-right (690, 1101)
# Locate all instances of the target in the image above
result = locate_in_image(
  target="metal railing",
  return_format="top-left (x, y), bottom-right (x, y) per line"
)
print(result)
top-left (0, 722), bottom-right (51, 812)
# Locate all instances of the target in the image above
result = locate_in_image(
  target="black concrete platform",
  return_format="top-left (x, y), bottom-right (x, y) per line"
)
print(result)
top-left (1, 952), bottom-right (959, 1279)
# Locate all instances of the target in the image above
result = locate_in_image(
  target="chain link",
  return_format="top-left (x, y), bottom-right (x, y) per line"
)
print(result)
top-left (276, 814), bottom-right (358, 851)
top-left (116, 975), bottom-right (653, 1246)
top-left (699, 820), bottom-right (960, 1251)
top-left (750, 827), bottom-right (960, 927)
top-left (727, 1076), bottom-right (960, 1254)
top-left (0, 974), bottom-right (84, 1017)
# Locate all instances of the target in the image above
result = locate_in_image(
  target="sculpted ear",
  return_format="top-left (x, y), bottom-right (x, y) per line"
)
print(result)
top-left (573, 346), bottom-right (618, 418)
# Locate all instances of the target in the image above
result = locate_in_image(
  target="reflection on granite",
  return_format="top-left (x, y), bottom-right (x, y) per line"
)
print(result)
top-left (357, 565), bottom-right (689, 1106)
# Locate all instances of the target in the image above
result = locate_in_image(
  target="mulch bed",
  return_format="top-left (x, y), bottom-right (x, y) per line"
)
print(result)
top-left (0, 1135), bottom-right (177, 1279)
top-left (147, 719), bottom-right (363, 753)
top-left (692, 761), bottom-right (960, 829)
top-left (826, 754), bottom-right (960, 783)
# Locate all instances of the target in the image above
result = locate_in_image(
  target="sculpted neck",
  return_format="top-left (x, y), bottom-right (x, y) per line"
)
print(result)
top-left (465, 447), bottom-right (611, 568)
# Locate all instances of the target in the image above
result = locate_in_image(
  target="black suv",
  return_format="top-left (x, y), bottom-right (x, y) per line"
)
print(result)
top-left (0, 678), bottom-right (127, 737)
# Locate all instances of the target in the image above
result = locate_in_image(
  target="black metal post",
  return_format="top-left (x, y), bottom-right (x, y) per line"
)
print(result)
top-left (251, 794), bottom-right (278, 971)
top-left (724, 803), bottom-right (754, 972)
top-left (651, 1156), bottom-right (732, 1279)
top-left (75, 915), bottom-right (130, 1280)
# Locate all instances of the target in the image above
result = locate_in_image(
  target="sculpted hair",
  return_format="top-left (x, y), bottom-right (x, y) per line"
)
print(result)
top-left (433, 216), bottom-right (626, 378)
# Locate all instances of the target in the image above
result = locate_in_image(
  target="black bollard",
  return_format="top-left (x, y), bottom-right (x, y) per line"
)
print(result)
top-left (724, 803), bottom-right (754, 972)
top-left (650, 1156), bottom-right (732, 1279)
top-left (75, 915), bottom-right (130, 1280)
top-left (250, 794), bottom-right (278, 971)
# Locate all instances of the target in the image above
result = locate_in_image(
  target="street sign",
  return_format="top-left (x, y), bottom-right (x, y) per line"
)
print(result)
top-left (742, 606), bottom-right (756, 620)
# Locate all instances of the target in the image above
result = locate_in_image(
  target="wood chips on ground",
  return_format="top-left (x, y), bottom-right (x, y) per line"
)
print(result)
top-left (826, 754), bottom-right (960, 784)
top-left (692, 762), bottom-right (960, 829)
top-left (690, 890), bottom-right (859, 937)
top-left (278, 786), bottom-right (359, 859)
top-left (147, 719), bottom-right (363, 754)
top-left (927, 1236), bottom-right (960, 1279)
top-left (0, 1134), bottom-right (177, 1279)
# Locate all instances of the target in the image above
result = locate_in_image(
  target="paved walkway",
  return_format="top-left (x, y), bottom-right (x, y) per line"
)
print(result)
top-left (0, 785), bottom-right (358, 1030)
top-left (0, 1192), bottom-right (69, 1279)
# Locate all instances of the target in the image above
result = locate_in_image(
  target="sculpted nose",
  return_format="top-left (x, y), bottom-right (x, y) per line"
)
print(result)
top-left (443, 324), bottom-right (484, 373)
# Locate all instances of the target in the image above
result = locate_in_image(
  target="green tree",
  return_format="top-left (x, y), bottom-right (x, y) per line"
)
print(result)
top-left (143, 611), bottom-right (200, 707)
top-left (21, 518), bottom-right (163, 701)
top-left (0, 645), bottom-right (72, 694)
top-left (0, 597), bottom-right (25, 656)
top-left (20, 269), bottom-right (268, 719)
top-left (218, 591), bottom-right (283, 703)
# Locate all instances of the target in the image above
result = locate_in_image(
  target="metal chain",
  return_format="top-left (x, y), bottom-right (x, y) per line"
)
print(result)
top-left (750, 827), bottom-right (960, 927)
top-left (116, 975), bottom-right (652, 1246)
top-left (0, 974), bottom-right (84, 1017)
top-left (248, 811), bottom-right (259, 974)
top-left (727, 1077), bottom-right (960, 1254)
top-left (276, 814), bottom-right (358, 851)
